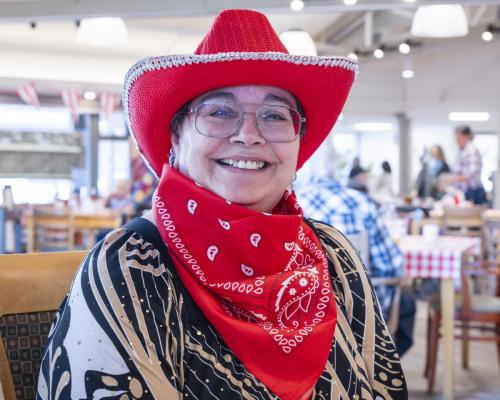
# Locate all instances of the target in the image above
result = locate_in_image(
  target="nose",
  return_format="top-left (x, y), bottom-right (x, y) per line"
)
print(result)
top-left (229, 113), bottom-right (266, 146)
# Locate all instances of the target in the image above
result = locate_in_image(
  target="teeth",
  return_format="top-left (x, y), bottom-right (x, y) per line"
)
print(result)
top-left (219, 159), bottom-right (266, 170)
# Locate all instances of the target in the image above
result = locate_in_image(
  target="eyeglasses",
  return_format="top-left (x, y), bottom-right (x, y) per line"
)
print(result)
top-left (187, 100), bottom-right (305, 143)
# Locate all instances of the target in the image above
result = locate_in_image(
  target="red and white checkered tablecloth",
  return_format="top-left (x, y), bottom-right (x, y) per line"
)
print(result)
top-left (399, 235), bottom-right (481, 280)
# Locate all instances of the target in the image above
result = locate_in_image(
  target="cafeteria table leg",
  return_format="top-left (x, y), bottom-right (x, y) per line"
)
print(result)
top-left (441, 278), bottom-right (455, 400)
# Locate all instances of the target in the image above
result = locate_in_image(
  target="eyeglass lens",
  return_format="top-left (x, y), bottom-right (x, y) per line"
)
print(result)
top-left (194, 101), bottom-right (301, 142)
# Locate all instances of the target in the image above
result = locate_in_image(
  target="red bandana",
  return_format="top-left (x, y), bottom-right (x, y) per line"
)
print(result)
top-left (153, 165), bottom-right (336, 400)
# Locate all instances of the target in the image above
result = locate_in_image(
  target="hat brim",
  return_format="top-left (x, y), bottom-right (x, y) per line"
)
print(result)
top-left (124, 52), bottom-right (357, 178)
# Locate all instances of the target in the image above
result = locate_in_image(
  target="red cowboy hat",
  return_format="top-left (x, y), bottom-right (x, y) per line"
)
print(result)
top-left (124, 9), bottom-right (357, 178)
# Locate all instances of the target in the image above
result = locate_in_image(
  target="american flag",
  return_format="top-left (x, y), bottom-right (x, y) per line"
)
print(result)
top-left (61, 88), bottom-right (81, 121)
top-left (100, 93), bottom-right (121, 121)
top-left (17, 82), bottom-right (40, 107)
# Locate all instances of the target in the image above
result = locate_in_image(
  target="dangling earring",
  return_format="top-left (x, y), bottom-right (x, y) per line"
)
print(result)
top-left (168, 148), bottom-right (176, 167)
top-left (288, 173), bottom-right (297, 193)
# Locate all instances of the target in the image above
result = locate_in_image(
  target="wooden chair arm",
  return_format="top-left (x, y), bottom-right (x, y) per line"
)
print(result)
top-left (371, 277), bottom-right (402, 286)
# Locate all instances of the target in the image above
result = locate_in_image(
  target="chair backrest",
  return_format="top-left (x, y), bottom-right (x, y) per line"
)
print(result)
top-left (483, 219), bottom-right (500, 262)
top-left (442, 207), bottom-right (483, 237)
top-left (346, 230), bottom-right (403, 335)
top-left (28, 206), bottom-right (75, 252)
top-left (0, 251), bottom-right (86, 400)
top-left (345, 230), bottom-right (370, 268)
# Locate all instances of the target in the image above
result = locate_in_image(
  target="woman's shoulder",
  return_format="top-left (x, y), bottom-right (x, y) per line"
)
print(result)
top-left (70, 215), bottom-right (178, 304)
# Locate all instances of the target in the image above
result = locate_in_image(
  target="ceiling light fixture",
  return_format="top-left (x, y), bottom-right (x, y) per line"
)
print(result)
top-left (482, 30), bottom-right (494, 41)
top-left (78, 17), bottom-right (128, 47)
top-left (373, 47), bottom-right (384, 59)
top-left (279, 30), bottom-right (317, 56)
top-left (411, 5), bottom-right (469, 38)
top-left (83, 91), bottom-right (97, 101)
top-left (402, 69), bottom-right (414, 79)
top-left (344, 0), bottom-right (358, 5)
top-left (399, 42), bottom-right (410, 54)
top-left (354, 122), bottom-right (394, 132)
top-left (347, 52), bottom-right (358, 60)
top-left (482, 24), bottom-right (498, 42)
top-left (290, 0), bottom-right (304, 12)
top-left (449, 112), bottom-right (490, 122)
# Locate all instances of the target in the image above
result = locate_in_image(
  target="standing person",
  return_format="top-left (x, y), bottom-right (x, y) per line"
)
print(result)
top-left (37, 10), bottom-right (407, 400)
top-left (427, 144), bottom-right (450, 199)
top-left (296, 141), bottom-right (415, 358)
top-left (414, 144), bottom-right (450, 200)
top-left (373, 160), bottom-right (394, 202)
top-left (451, 126), bottom-right (487, 204)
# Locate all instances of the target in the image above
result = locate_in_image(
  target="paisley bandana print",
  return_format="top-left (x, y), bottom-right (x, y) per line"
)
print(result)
top-left (153, 165), bottom-right (337, 400)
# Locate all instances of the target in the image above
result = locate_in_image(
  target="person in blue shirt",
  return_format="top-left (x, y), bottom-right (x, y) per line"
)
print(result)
top-left (295, 140), bottom-right (416, 356)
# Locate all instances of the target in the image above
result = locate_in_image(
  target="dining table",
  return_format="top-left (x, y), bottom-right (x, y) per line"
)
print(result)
top-left (398, 235), bottom-right (481, 400)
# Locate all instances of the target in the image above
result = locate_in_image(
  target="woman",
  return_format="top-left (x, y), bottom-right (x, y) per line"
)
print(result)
top-left (373, 160), bottom-right (394, 202)
top-left (415, 144), bottom-right (450, 200)
top-left (37, 10), bottom-right (407, 400)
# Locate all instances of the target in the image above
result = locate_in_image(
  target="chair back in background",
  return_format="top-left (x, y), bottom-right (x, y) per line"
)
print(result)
top-left (442, 207), bottom-right (483, 237)
top-left (0, 251), bottom-right (86, 400)
top-left (345, 230), bottom-right (370, 268)
top-left (26, 206), bottom-right (75, 253)
top-left (483, 219), bottom-right (500, 262)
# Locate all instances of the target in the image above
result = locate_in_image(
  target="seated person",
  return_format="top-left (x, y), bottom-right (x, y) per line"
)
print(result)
top-left (347, 165), bottom-right (369, 194)
top-left (37, 10), bottom-right (407, 400)
top-left (105, 180), bottom-right (135, 221)
top-left (296, 142), bottom-right (416, 357)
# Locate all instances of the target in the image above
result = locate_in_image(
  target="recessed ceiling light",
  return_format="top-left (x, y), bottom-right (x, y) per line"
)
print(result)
top-left (482, 30), bottom-right (493, 41)
top-left (83, 91), bottom-right (97, 101)
top-left (373, 48), bottom-right (384, 59)
top-left (402, 69), bottom-right (415, 79)
top-left (448, 112), bottom-right (490, 122)
top-left (344, 0), bottom-right (358, 5)
top-left (399, 43), bottom-right (411, 54)
top-left (354, 122), bottom-right (394, 132)
top-left (290, 0), bottom-right (304, 12)
top-left (347, 52), bottom-right (358, 60)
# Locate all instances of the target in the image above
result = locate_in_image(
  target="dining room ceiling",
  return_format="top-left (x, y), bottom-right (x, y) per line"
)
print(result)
top-left (0, 0), bottom-right (499, 131)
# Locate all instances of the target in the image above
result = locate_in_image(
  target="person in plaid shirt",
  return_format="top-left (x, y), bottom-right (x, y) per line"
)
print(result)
top-left (295, 142), bottom-right (415, 356)
top-left (451, 126), bottom-right (487, 205)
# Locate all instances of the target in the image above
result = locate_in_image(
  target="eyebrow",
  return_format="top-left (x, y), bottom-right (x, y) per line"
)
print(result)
top-left (196, 91), bottom-right (295, 108)
top-left (263, 93), bottom-right (294, 108)
top-left (196, 91), bottom-right (235, 104)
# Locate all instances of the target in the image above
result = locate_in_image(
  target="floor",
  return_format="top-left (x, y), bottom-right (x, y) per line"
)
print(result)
top-left (402, 301), bottom-right (500, 399)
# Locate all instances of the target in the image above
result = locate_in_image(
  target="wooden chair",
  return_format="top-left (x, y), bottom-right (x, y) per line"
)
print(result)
top-left (484, 218), bottom-right (500, 263)
top-left (423, 249), bottom-right (500, 393)
top-left (26, 206), bottom-right (75, 253)
top-left (0, 251), bottom-right (86, 400)
top-left (442, 206), bottom-right (483, 237)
